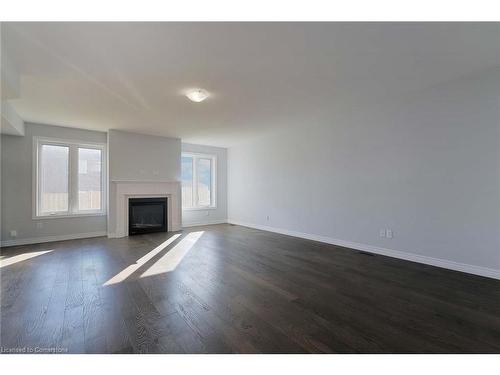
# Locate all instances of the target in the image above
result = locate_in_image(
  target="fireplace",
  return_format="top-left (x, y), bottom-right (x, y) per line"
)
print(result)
top-left (128, 197), bottom-right (168, 235)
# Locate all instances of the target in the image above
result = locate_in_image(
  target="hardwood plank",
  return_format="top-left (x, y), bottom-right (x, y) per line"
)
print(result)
top-left (1, 224), bottom-right (499, 353)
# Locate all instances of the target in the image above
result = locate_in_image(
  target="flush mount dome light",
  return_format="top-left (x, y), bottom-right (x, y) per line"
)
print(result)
top-left (186, 88), bottom-right (209, 102)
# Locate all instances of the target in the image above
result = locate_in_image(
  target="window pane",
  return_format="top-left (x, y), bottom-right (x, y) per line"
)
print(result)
top-left (197, 158), bottom-right (212, 206)
top-left (40, 144), bottom-right (69, 213)
top-left (78, 148), bottom-right (102, 211)
top-left (181, 156), bottom-right (194, 208)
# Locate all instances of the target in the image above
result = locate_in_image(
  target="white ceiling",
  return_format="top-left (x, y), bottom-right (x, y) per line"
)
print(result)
top-left (2, 22), bottom-right (500, 147)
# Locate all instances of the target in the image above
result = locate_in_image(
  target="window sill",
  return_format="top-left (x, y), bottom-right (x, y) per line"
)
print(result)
top-left (33, 212), bottom-right (107, 220)
top-left (182, 206), bottom-right (217, 211)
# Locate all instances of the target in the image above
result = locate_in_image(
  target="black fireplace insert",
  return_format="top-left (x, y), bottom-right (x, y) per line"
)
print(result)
top-left (128, 197), bottom-right (168, 235)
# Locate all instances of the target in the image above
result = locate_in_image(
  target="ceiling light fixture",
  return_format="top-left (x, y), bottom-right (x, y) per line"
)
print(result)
top-left (186, 88), bottom-right (209, 103)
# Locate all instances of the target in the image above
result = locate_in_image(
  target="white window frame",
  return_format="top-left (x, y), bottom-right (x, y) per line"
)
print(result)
top-left (33, 136), bottom-right (107, 219)
top-left (182, 152), bottom-right (217, 210)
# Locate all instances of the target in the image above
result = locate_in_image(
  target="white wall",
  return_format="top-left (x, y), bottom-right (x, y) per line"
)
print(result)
top-left (182, 143), bottom-right (227, 227)
top-left (1, 123), bottom-right (108, 245)
top-left (107, 129), bottom-right (181, 235)
top-left (228, 68), bottom-right (500, 278)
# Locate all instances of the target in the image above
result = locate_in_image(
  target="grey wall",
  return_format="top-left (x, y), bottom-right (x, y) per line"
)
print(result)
top-left (108, 129), bottom-right (181, 182)
top-left (107, 129), bottom-right (181, 234)
top-left (228, 68), bottom-right (500, 274)
top-left (182, 143), bottom-right (227, 226)
top-left (1, 123), bottom-right (107, 244)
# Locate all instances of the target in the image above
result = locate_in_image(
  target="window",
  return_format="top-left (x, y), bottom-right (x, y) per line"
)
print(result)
top-left (78, 148), bottom-right (102, 211)
top-left (34, 137), bottom-right (106, 218)
top-left (181, 153), bottom-right (216, 209)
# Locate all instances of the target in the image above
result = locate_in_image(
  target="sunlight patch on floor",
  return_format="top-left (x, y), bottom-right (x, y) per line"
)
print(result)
top-left (0, 250), bottom-right (53, 268)
top-left (140, 231), bottom-right (204, 278)
top-left (103, 234), bottom-right (182, 286)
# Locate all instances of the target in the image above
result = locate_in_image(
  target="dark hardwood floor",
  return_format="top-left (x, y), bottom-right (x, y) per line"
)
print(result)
top-left (1, 224), bottom-right (499, 353)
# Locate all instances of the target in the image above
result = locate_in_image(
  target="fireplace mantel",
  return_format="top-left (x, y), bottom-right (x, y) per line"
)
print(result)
top-left (108, 180), bottom-right (182, 238)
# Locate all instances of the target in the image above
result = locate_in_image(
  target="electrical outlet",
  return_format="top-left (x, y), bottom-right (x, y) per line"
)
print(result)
top-left (386, 229), bottom-right (393, 239)
top-left (9, 230), bottom-right (17, 238)
top-left (266, 215), bottom-right (270, 221)
top-left (379, 229), bottom-right (386, 238)
top-left (36, 222), bottom-right (44, 229)
top-left (205, 211), bottom-right (210, 216)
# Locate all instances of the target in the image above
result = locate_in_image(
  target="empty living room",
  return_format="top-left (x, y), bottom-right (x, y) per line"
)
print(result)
top-left (1, 1), bottom-right (500, 373)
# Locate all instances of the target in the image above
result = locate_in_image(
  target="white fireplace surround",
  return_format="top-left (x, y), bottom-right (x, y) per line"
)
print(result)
top-left (108, 180), bottom-right (182, 238)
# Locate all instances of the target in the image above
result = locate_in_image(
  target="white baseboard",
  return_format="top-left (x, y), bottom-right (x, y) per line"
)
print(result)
top-left (0, 231), bottom-right (107, 247)
top-left (182, 219), bottom-right (228, 228)
top-left (227, 219), bottom-right (500, 280)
